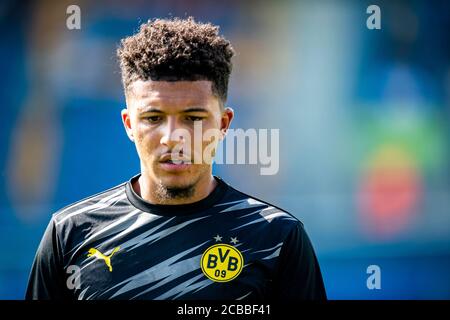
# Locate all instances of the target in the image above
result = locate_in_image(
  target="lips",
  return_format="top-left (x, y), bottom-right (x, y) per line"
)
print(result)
top-left (159, 154), bottom-right (192, 164)
top-left (158, 153), bottom-right (192, 171)
top-left (161, 159), bottom-right (190, 165)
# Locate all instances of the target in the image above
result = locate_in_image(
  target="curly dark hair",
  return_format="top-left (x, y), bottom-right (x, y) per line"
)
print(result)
top-left (117, 17), bottom-right (235, 103)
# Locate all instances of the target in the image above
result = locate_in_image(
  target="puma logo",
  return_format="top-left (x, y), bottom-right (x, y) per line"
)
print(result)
top-left (87, 247), bottom-right (120, 272)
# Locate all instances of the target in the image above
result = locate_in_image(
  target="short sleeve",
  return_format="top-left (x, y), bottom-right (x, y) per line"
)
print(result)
top-left (271, 222), bottom-right (327, 301)
top-left (25, 217), bottom-right (71, 300)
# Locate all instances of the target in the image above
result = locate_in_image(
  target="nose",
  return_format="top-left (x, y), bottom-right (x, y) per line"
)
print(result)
top-left (159, 116), bottom-right (186, 149)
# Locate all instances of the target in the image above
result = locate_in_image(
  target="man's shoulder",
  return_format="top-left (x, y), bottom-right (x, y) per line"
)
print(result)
top-left (51, 181), bottom-right (127, 226)
top-left (221, 179), bottom-right (303, 229)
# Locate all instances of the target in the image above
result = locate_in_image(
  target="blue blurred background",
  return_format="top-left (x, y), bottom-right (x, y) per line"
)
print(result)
top-left (1, 0), bottom-right (449, 299)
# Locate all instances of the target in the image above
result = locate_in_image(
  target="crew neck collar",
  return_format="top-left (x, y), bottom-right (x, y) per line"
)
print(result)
top-left (125, 174), bottom-right (228, 216)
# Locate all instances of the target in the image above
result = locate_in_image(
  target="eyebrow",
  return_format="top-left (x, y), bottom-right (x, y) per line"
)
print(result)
top-left (183, 107), bottom-right (209, 113)
top-left (139, 108), bottom-right (164, 114)
top-left (139, 107), bottom-right (209, 114)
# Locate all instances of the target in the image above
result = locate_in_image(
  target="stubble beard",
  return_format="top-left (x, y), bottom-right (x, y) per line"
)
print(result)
top-left (154, 180), bottom-right (196, 203)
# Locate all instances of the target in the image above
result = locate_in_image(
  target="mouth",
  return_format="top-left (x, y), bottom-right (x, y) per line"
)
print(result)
top-left (158, 154), bottom-right (192, 171)
top-left (159, 153), bottom-right (192, 164)
top-left (160, 159), bottom-right (191, 165)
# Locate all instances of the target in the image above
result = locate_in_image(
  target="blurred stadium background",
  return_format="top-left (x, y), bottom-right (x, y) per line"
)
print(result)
top-left (0, 0), bottom-right (449, 299)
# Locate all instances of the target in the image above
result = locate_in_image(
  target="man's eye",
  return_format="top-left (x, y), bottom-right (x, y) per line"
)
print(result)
top-left (146, 116), bottom-right (162, 123)
top-left (186, 116), bottom-right (204, 122)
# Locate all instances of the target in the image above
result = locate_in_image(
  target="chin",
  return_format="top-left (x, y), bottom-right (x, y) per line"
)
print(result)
top-left (157, 173), bottom-right (197, 190)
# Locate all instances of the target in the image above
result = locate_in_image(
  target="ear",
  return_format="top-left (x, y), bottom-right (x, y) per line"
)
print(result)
top-left (220, 107), bottom-right (234, 140)
top-left (121, 108), bottom-right (135, 142)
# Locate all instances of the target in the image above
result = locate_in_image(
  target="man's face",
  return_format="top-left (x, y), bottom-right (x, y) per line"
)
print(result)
top-left (122, 80), bottom-right (233, 191)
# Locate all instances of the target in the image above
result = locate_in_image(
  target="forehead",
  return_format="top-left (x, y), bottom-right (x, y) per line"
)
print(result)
top-left (128, 80), bottom-right (217, 111)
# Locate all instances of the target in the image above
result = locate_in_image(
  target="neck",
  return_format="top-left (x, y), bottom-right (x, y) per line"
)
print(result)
top-left (132, 173), bottom-right (217, 205)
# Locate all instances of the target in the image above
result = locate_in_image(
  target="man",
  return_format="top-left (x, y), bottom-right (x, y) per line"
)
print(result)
top-left (26, 17), bottom-right (327, 300)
